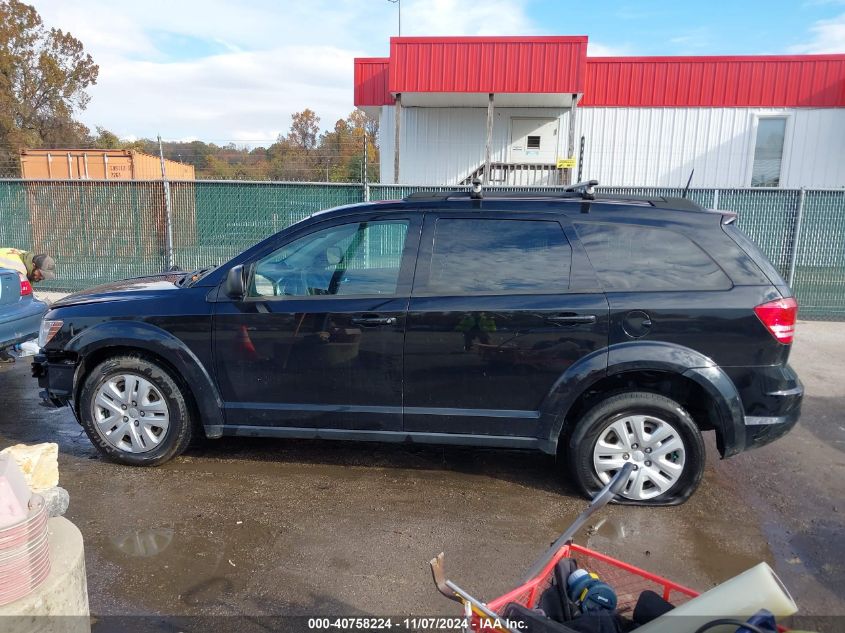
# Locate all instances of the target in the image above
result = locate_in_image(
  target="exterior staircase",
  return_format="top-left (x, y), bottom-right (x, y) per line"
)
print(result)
top-left (460, 162), bottom-right (563, 186)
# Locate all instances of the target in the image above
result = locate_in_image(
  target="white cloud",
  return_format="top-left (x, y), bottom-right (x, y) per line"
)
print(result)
top-left (28, 0), bottom-right (541, 144)
top-left (789, 12), bottom-right (845, 53)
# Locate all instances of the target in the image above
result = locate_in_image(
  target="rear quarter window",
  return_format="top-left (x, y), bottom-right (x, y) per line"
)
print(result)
top-left (574, 222), bottom-right (732, 291)
top-left (723, 223), bottom-right (789, 290)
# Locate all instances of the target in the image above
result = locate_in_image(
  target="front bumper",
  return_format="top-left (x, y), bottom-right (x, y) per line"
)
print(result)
top-left (31, 353), bottom-right (76, 408)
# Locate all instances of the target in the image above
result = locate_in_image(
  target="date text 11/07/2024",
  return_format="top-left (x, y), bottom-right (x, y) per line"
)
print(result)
top-left (307, 617), bottom-right (528, 631)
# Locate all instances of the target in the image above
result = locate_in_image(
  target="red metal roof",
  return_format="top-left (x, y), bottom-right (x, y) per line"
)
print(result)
top-left (582, 55), bottom-right (845, 107)
top-left (387, 36), bottom-right (587, 95)
top-left (354, 58), bottom-right (391, 106)
top-left (354, 38), bottom-right (845, 108)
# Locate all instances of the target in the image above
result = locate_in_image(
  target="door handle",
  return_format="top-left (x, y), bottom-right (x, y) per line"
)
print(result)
top-left (351, 316), bottom-right (397, 326)
top-left (545, 314), bottom-right (597, 325)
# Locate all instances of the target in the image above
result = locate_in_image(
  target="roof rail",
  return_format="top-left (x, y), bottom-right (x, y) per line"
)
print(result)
top-left (403, 190), bottom-right (587, 202)
top-left (400, 181), bottom-right (707, 212)
top-left (649, 196), bottom-right (706, 212)
top-left (564, 179), bottom-right (599, 200)
top-left (403, 178), bottom-right (601, 202)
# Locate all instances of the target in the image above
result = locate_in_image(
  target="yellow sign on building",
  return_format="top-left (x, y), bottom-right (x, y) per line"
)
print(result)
top-left (557, 157), bottom-right (577, 169)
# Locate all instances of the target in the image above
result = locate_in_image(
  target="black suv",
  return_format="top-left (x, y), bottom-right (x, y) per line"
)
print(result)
top-left (32, 187), bottom-right (803, 505)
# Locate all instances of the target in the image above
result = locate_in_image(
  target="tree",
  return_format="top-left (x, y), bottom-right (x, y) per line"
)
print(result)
top-left (76, 108), bottom-right (380, 182)
top-left (0, 0), bottom-right (99, 173)
top-left (287, 109), bottom-right (320, 151)
top-left (92, 127), bottom-right (120, 149)
top-left (315, 110), bottom-right (380, 182)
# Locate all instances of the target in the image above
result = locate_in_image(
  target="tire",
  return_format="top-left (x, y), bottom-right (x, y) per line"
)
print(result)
top-left (78, 354), bottom-right (194, 466)
top-left (567, 391), bottom-right (705, 505)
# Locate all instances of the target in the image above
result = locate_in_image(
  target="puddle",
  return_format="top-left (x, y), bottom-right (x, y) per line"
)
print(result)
top-left (89, 516), bottom-right (296, 614)
top-left (111, 528), bottom-right (175, 558)
top-left (577, 508), bottom-right (773, 592)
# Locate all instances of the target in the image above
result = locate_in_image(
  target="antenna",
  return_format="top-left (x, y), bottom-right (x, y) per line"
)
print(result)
top-left (682, 169), bottom-right (694, 199)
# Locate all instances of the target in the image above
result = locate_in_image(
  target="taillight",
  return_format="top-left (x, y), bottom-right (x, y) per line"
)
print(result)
top-left (754, 297), bottom-right (798, 344)
top-left (19, 274), bottom-right (32, 296)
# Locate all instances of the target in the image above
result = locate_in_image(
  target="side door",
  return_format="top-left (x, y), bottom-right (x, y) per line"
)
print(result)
top-left (404, 212), bottom-right (609, 438)
top-left (509, 118), bottom-right (559, 164)
top-left (213, 213), bottom-right (420, 432)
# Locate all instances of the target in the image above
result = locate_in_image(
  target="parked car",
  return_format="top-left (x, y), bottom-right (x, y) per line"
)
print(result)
top-left (32, 187), bottom-right (803, 504)
top-left (1, 268), bottom-right (47, 358)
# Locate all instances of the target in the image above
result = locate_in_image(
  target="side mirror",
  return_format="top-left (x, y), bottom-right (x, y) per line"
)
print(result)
top-left (224, 264), bottom-right (246, 299)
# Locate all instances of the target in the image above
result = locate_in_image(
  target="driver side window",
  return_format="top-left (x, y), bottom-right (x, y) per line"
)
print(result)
top-left (250, 220), bottom-right (409, 298)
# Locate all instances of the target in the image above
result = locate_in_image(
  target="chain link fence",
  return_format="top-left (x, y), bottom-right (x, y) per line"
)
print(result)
top-left (0, 179), bottom-right (842, 320)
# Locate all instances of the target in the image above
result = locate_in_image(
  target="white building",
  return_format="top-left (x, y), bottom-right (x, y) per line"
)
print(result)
top-left (354, 37), bottom-right (845, 188)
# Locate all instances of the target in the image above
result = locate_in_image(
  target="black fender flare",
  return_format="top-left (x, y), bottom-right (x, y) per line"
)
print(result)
top-left (541, 340), bottom-right (745, 457)
top-left (537, 348), bottom-right (609, 453)
top-left (65, 321), bottom-right (224, 437)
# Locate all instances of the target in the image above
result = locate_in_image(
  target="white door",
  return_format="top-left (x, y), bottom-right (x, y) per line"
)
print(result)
top-left (509, 118), bottom-right (559, 164)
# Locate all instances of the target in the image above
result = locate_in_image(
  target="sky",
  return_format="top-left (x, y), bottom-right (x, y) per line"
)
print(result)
top-left (29, 0), bottom-right (845, 146)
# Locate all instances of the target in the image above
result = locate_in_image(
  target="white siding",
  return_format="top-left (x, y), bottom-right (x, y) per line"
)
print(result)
top-left (574, 107), bottom-right (845, 188)
top-left (379, 104), bottom-right (845, 188)
top-left (380, 106), bottom-right (570, 185)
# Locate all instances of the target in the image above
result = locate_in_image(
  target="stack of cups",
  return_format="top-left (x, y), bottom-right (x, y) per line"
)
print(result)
top-left (0, 495), bottom-right (51, 605)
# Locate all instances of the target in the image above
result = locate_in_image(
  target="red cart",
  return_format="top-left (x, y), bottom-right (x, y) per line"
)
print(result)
top-left (431, 463), bottom-right (702, 632)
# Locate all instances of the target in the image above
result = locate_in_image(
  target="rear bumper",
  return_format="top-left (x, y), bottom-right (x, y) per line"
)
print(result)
top-left (0, 299), bottom-right (47, 349)
top-left (725, 363), bottom-right (804, 452)
top-left (744, 406), bottom-right (802, 450)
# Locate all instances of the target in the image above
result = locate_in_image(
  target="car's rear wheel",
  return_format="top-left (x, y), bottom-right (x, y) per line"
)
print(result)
top-left (79, 355), bottom-right (193, 466)
top-left (568, 391), bottom-right (705, 505)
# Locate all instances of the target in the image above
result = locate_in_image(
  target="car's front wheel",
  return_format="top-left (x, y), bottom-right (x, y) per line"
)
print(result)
top-left (79, 355), bottom-right (194, 466)
top-left (567, 391), bottom-right (705, 505)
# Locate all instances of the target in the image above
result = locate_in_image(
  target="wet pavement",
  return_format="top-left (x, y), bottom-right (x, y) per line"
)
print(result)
top-left (0, 321), bottom-right (843, 629)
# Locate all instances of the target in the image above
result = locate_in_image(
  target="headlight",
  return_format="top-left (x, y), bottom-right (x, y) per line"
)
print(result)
top-left (38, 320), bottom-right (63, 348)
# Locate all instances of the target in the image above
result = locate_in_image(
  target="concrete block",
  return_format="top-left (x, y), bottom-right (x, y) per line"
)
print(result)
top-left (0, 517), bottom-right (90, 632)
top-left (0, 443), bottom-right (59, 492)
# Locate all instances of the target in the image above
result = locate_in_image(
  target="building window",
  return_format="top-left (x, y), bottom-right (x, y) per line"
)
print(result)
top-left (751, 117), bottom-right (787, 187)
top-left (526, 135), bottom-right (541, 150)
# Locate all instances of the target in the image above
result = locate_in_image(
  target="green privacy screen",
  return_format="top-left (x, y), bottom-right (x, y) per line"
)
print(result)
top-left (1, 180), bottom-right (842, 320)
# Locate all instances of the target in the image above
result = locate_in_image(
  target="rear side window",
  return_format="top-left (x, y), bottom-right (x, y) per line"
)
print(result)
top-left (423, 219), bottom-right (571, 295)
top-left (575, 222), bottom-right (731, 291)
top-left (723, 224), bottom-right (788, 289)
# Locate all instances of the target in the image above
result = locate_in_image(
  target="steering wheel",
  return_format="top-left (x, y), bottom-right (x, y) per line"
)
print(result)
top-left (272, 270), bottom-right (309, 296)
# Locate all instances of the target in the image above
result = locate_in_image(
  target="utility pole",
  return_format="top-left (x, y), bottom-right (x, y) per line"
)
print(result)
top-left (158, 135), bottom-right (175, 270)
top-left (388, 0), bottom-right (401, 36)
top-left (363, 129), bottom-right (370, 202)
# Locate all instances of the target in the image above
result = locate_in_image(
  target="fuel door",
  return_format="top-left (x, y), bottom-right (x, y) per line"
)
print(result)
top-left (622, 310), bottom-right (652, 339)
